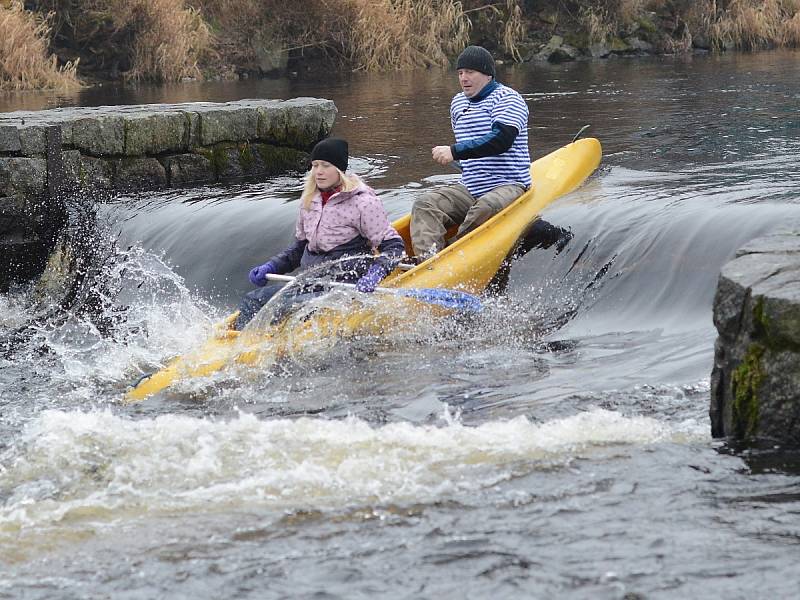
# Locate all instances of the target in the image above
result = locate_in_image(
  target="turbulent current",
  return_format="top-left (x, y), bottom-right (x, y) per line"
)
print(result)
top-left (1, 51), bottom-right (800, 599)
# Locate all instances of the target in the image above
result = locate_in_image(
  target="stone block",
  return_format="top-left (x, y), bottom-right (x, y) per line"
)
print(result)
top-left (61, 150), bottom-right (83, 190)
top-left (114, 157), bottom-right (167, 190)
top-left (0, 126), bottom-right (21, 153)
top-left (18, 126), bottom-right (47, 156)
top-left (198, 107), bottom-right (260, 145)
top-left (711, 229), bottom-right (800, 445)
top-left (72, 116), bottom-right (125, 156)
top-left (165, 153), bottom-right (214, 186)
top-left (124, 112), bottom-right (188, 156)
top-left (184, 111), bottom-right (201, 148)
top-left (59, 120), bottom-right (75, 148)
top-left (257, 104), bottom-right (290, 145)
top-left (590, 43), bottom-right (611, 58)
top-left (283, 100), bottom-right (335, 148)
top-left (0, 196), bottom-right (29, 241)
top-left (81, 156), bottom-right (114, 190)
top-left (253, 143), bottom-right (307, 175)
top-left (0, 157), bottom-right (47, 197)
top-left (257, 99), bottom-right (336, 148)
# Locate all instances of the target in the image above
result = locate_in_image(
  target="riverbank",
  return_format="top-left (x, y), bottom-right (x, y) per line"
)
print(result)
top-left (2, 0), bottom-right (800, 90)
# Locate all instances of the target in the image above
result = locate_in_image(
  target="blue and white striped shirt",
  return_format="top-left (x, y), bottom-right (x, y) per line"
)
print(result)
top-left (451, 83), bottom-right (531, 197)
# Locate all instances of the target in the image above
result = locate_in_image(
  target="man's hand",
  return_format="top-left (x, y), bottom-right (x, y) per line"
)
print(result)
top-left (431, 145), bottom-right (454, 166)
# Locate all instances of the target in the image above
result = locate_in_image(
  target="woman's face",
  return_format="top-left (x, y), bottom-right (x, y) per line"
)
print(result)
top-left (312, 160), bottom-right (341, 190)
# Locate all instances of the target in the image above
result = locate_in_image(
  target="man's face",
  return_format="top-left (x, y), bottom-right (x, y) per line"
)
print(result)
top-left (458, 69), bottom-right (492, 98)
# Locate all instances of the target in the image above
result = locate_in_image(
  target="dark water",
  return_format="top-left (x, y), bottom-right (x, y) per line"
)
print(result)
top-left (2, 51), bottom-right (800, 599)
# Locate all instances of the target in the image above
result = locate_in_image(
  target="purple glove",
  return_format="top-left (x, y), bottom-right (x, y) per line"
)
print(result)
top-left (248, 261), bottom-right (278, 287)
top-left (356, 264), bottom-right (388, 293)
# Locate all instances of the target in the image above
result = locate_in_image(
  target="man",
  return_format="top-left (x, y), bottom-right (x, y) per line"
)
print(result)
top-left (410, 45), bottom-right (531, 260)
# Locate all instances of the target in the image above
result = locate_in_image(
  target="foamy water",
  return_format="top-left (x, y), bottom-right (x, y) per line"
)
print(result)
top-left (0, 408), bottom-right (707, 544)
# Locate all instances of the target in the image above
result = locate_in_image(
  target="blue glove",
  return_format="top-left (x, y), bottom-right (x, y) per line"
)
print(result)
top-left (356, 263), bottom-right (388, 293)
top-left (248, 261), bottom-right (278, 287)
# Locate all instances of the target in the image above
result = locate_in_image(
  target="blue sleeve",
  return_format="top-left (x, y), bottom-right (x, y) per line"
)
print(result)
top-left (270, 239), bottom-right (307, 273)
top-left (373, 236), bottom-right (406, 272)
top-left (451, 122), bottom-right (518, 160)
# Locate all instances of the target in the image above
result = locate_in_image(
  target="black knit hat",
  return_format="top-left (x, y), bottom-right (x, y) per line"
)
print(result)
top-left (310, 138), bottom-right (348, 172)
top-left (456, 45), bottom-right (495, 78)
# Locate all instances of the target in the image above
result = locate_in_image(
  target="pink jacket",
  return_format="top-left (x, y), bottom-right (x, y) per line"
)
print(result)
top-left (296, 177), bottom-right (401, 253)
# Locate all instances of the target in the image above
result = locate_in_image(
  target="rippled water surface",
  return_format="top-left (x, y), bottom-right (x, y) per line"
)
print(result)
top-left (2, 51), bottom-right (800, 599)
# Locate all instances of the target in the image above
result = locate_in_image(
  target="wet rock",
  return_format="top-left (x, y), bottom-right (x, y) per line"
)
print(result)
top-left (0, 157), bottom-right (47, 197)
top-left (255, 99), bottom-right (337, 148)
top-left (550, 44), bottom-right (580, 62)
top-left (0, 196), bottom-right (32, 244)
top-left (532, 35), bottom-right (580, 62)
top-left (532, 35), bottom-right (564, 61)
top-left (609, 37), bottom-right (632, 53)
top-left (627, 37), bottom-right (654, 53)
top-left (197, 106), bottom-right (261, 146)
top-left (18, 126), bottom-right (47, 156)
top-left (589, 43), bottom-right (612, 58)
top-left (0, 98), bottom-right (337, 287)
top-left (72, 115), bottom-right (126, 156)
top-left (693, 34), bottom-right (712, 50)
top-left (80, 156), bottom-right (114, 190)
top-left (124, 113), bottom-right (188, 156)
top-left (113, 157), bottom-right (167, 190)
top-left (165, 153), bottom-right (214, 186)
top-left (711, 228), bottom-right (800, 446)
top-left (60, 150), bottom-right (83, 189)
top-left (0, 126), bottom-right (22, 153)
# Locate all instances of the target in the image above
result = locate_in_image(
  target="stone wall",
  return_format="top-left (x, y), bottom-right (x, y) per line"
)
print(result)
top-left (710, 228), bottom-right (800, 446)
top-left (0, 98), bottom-right (336, 289)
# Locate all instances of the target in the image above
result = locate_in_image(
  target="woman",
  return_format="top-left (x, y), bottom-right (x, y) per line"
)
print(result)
top-left (235, 138), bottom-right (405, 330)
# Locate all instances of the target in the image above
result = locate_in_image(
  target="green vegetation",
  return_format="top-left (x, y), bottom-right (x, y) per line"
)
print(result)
top-left (731, 342), bottom-right (764, 439)
top-left (2, 0), bottom-right (800, 90)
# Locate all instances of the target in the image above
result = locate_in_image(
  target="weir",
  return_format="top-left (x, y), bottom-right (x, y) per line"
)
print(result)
top-left (0, 97), bottom-right (337, 290)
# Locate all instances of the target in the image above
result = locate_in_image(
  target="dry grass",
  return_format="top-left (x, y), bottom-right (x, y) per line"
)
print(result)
top-left (784, 11), bottom-right (800, 45)
top-left (575, 0), bottom-right (646, 44)
top-left (686, 0), bottom-right (800, 50)
top-left (0, 1), bottom-right (80, 91)
top-left (86, 0), bottom-right (214, 82)
top-left (578, 5), bottom-right (614, 44)
top-left (347, 0), bottom-right (470, 70)
top-left (194, 0), bottom-right (495, 71)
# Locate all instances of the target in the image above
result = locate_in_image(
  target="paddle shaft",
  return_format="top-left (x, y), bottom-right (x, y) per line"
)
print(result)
top-left (265, 273), bottom-right (392, 293)
top-left (264, 273), bottom-right (482, 312)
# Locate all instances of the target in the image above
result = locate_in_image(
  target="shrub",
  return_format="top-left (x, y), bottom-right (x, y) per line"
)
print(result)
top-left (33, 0), bottom-right (213, 82)
top-left (0, 1), bottom-right (80, 91)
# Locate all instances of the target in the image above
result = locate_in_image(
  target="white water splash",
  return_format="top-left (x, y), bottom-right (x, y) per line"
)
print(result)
top-left (0, 408), bottom-right (708, 539)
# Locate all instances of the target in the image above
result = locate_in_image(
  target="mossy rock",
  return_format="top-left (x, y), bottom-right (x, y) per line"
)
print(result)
top-left (637, 16), bottom-right (658, 34)
top-left (610, 37), bottom-right (631, 53)
top-left (254, 143), bottom-right (307, 175)
top-left (564, 32), bottom-right (590, 51)
top-left (731, 343), bottom-right (764, 439)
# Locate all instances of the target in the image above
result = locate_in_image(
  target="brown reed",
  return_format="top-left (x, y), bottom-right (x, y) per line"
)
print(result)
top-left (0, 1), bottom-right (80, 91)
top-left (85, 0), bottom-right (214, 82)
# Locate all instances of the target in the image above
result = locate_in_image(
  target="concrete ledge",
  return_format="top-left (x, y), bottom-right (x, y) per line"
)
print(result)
top-left (0, 97), bottom-right (335, 166)
top-left (710, 228), bottom-right (800, 446)
top-left (0, 98), bottom-right (337, 291)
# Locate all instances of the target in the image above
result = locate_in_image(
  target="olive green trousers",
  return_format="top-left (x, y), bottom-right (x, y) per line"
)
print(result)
top-left (410, 183), bottom-right (525, 258)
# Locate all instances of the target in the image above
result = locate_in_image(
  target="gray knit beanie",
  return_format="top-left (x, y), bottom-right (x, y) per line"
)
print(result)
top-left (456, 46), bottom-right (495, 78)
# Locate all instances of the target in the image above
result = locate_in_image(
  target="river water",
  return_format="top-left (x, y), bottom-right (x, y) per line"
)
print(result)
top-left (2, 51), bottom-right (800, 598)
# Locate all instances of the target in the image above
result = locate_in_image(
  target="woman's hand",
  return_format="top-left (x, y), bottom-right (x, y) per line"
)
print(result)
top-left (248, 261), bottom-right (278, 286)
